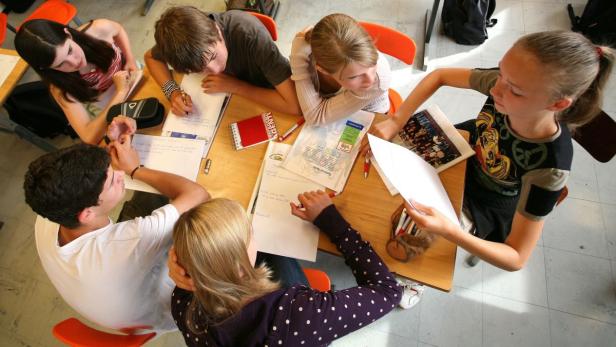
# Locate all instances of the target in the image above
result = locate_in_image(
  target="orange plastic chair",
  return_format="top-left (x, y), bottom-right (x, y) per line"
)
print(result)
top-left (303, 268), bottom-right (331, 292)
top-left (248, 11), bottom-right (278, 41)
top-left (52, 318), bottom-right (156, 347)
top-left (0, 12), bottom-right (7, 46)
top-left (16, 0), bottom-right (81, 31)
top-left (359, 21), bottom-right (417, 115)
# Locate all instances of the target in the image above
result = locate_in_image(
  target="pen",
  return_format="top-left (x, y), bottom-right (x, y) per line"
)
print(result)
top-left (396, 216), bottom-right (412, 237)
top-left (393, 208), bottom-right (407, 238)
top-left (297, 191), bottom-right (338, 209)
top-left (181, 90), bottom-right (189, 115)
top-left (204, 158), bottom-right (212, 175)
top-left (278, 118), bottom-right (306, 142)
top-left (363, 155), bottom-right (370, 179)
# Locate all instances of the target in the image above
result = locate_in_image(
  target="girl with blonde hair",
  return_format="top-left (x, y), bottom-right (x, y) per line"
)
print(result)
top-left (171, 193), bottom-right (402, 346)
top-left (290, 13), bottom-right (391, 125)
top-left (370, 30), bottom-right (614, 271)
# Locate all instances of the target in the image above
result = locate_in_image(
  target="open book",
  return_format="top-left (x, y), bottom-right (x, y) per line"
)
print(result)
top-left (373, 105), bottom-right (473, 195)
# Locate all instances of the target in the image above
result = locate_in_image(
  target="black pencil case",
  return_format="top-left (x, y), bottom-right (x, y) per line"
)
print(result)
top-left (107, 97), bottom-right (164, 129)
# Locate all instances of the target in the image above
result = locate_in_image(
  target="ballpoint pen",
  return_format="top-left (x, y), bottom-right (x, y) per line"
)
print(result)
top-left (278, 118), bottom-right (306, 142)
top-left (181, 90), bottom-right (189, 115)
top-left (363, 155), bottom-right (370, 179)
top-left (204, 158), bottom-right (212, 174)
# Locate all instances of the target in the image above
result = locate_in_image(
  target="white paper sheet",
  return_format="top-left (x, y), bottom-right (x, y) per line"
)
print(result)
top-left (124, 134), bottom-right (205, 194)
top-left (368, 134), bottom-right (460, 226)
top-left (282, 110), bottom-right (374, 192)
top-left (250, 142), bottom-right (324, 262)
top-left (0, 54), bottom-right (20, 88)
top-left (161, 73), bottom-right (228, 157)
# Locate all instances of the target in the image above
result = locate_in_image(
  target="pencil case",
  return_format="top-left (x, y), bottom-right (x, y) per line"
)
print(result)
top-left (107, 97), bottom-right (164, 129)
top-left (386, 203), bottom-right (436, 262)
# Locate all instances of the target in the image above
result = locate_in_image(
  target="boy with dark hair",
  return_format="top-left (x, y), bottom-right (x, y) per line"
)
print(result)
top-left (144, 6), bottom-right (301, 116)
top-left (24, 138), bottom-right (209, 332)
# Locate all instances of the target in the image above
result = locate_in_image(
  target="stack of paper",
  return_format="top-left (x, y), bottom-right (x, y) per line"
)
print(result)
top-left (124, 134), bottom-right (206, 194)
top-left (248, 142), bottom-right (324, 262)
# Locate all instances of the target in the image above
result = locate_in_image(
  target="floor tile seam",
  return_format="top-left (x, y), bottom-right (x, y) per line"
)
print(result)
top-left (481, 291), bottom-right (549, 309)
top-left (542, 244), bottom-right (612, 261)
top-left (548, 307), bottom-right (616, 327)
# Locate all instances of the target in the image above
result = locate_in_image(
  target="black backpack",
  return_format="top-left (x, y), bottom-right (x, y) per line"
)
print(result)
top-left (568, 0), bottom-right (616, 46)
top-left (4, 81), bottom-right (76, 139)
top-left (442, 0), bottom-right (498, 45)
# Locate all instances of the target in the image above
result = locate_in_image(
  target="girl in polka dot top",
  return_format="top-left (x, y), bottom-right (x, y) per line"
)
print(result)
top-left (170, 192), bottom-right (402, 346)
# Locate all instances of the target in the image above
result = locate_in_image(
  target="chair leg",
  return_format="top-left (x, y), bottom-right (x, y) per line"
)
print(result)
top-left (72, 16), bottom-right (83, 26)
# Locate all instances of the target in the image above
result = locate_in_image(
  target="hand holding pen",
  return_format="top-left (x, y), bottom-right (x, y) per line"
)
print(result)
top-left (290, 190), bottom-right (337, 222)
top-left (170, 89), bottom-right (193, 116)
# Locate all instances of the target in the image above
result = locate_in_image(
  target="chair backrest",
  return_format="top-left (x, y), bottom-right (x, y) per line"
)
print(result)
top-left (248, 11), bottom-right (277, 41)
top-left (52, 318), bottom-right (156, 347)
top-left (0, 13), bottom-right (7, 46)
top-left (18, 0), bottom-right (77, 30)
top-left (359, 21), bottom-right (416, 65)
top-left (572, 109), bottom-right (616, 163)
top-left (303, 268), bottom-right (331, 292)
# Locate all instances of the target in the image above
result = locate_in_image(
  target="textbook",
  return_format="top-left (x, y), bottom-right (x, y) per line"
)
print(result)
top-left (230, 112), bottom-right (278, 150)
top-left (373, 105), bottom-right (474, 195)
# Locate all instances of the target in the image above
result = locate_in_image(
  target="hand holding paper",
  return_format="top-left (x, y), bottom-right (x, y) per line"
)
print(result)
top-left (404, 200), bottom-right (461, 238)
top-left (368, 134), bottom-right (460, 227)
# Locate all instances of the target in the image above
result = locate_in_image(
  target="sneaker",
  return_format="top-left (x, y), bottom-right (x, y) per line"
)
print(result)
top-left (397, 279), bottom-right (425, 309)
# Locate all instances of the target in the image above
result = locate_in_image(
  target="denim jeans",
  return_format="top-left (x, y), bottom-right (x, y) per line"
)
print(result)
top-left (256, 252), bottom-right (309, 287)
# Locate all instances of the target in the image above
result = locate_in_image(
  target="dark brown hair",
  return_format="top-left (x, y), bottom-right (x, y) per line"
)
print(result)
top-left (15, 19), bottom-right (116, 103)
top-left (154, 6), bottom-right (221, 74)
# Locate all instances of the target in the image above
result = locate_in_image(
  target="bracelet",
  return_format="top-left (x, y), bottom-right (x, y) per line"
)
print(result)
top-left (130, 165), bottom-right (144, 179)
top-left (162, 79), bottom-right (180, 100)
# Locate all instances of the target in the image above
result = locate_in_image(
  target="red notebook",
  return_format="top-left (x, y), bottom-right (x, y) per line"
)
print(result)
top-left (230, 112), bottom-right (278, 150)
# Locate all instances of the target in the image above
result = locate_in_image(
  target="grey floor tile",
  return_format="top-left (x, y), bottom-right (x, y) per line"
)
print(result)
top-left (483, 294), bottom-right (551, 347)
top-left (549, 309), bottom-right (616, 347)
top-left (418, 287), bottom-right (482, 347)
top-left (483, 246), bottom-right (548, 307)
top-left (595, 160), bottom-right (616, 205)
top-left (368, 302), bottom-right (420, 340)
top-left (332, 326), bottom-right (417, 347)
top-left (545, 248), bottom-right (616, 324)
top-left (543, 198), bottom-right (609, 259)
top-left (567, 143), bottom-right (600, 201)
top-left (145, 330), bottom-right (187, 347)
top-left (602, 204), bottom-right (616, 261)
top-left (452, 247), bottom-right (483, 292)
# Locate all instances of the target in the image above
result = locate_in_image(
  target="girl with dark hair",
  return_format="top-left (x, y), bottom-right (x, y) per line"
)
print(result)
top-left (369, 30), bottom-right (614, 271)
top-left (15, 19), bottom-right (138, 144)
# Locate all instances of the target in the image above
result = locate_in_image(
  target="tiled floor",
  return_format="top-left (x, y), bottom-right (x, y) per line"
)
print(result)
top-left (1, 0), bottom-right (615, 346)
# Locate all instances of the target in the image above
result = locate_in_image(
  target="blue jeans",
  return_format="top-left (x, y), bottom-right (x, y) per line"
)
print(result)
top-left (256, 252), bottom-right (309, 288)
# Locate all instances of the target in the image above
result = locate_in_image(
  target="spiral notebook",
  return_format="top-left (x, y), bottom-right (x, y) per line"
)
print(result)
top-left (230, 112), bottom-right (278, 150)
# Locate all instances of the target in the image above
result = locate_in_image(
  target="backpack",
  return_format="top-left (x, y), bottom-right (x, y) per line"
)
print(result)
top-left (225, 0), bottom-right (277, 15)
top-left (568, 0), bottom-right (616, 45)
top-left (441, 0), bottom-right (498, 45)
top-left (4, 81), bottom-right (76, 139)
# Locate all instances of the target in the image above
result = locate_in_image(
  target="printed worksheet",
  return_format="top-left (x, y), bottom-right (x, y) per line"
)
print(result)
top-left (368, 134), bottom-right (459, 226)
top-left (124, 134), bottom-right (205, 194)
top-left (0, 54), bottom-right (20, 88)
top-left (282, 110), bottom-right (374, 192)
top-left (161, 73), bottom-right (228, 157)
top-left (249, 142), bottom-right (324, 262)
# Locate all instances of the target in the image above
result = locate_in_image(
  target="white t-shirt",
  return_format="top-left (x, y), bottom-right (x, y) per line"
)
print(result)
top-left (34, 204), bottom-right (180, 332)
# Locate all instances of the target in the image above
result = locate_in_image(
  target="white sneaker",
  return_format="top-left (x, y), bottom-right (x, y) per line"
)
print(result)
top-left (397, 279), bottom-right (425, 309)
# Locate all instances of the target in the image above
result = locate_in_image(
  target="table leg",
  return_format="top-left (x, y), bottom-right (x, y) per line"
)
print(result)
top-left (422, 0), bottom-right (442, 71)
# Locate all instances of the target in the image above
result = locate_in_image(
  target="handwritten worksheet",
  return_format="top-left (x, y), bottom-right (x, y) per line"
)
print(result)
top-left (249, 142), bottom-right (324, 262)
top-left (0, 54), bottom-right (20, 89)
top-left (282, 110), bottom-right (374, 192)
top-left (124, 134), bottom-right (205, 194)
top-left (368, 134), bottom-right (459, 226)
top-left (161, 73), bottom-right (228, 157)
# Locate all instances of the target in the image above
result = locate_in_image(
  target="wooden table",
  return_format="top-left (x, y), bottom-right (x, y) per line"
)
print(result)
top-left (135, 70), bottom-right (466, 292)
top-left (0, 49), bottom-right (29, 105)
